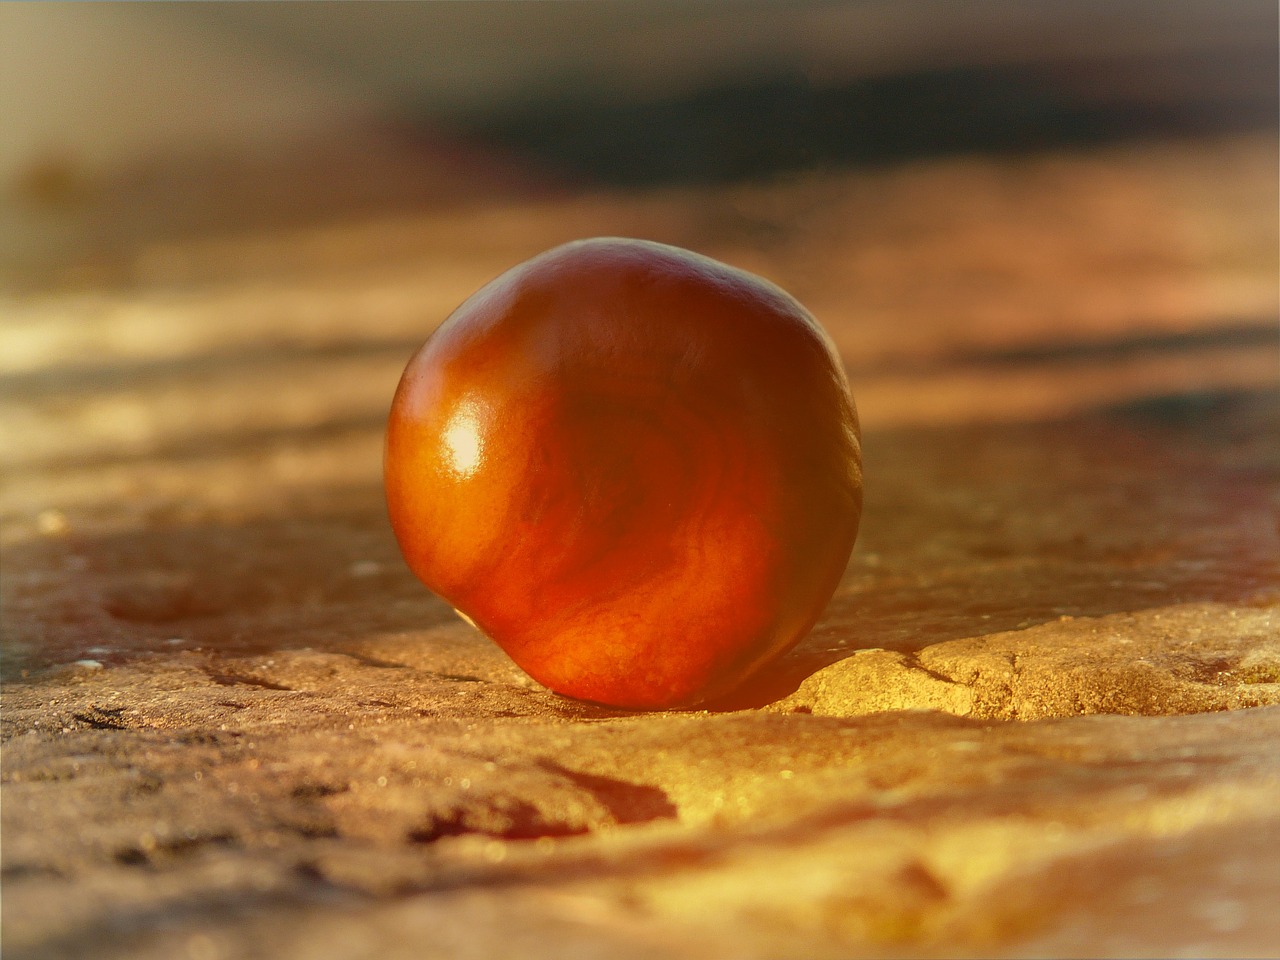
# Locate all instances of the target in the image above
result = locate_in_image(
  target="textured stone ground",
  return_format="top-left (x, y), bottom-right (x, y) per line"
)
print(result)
top-left (2, 132), bottom-right (1278, 959)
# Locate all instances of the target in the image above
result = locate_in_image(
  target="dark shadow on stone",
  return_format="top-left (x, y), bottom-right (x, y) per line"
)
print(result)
top-left (406, 763), bottom-right (676, 844)
top-left (459, 54), bottom-right (1278, 187)
top-left (406, 799), bottom-right (590, 843)
top-left (536, 760), bottom-right (679, 826)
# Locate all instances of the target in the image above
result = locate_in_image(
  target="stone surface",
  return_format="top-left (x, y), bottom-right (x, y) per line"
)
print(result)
top-left (2, 131), bottom-right (1278, 959)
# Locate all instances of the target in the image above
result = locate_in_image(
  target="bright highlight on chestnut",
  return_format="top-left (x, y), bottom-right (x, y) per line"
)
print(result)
top-left (385, 238), bottom-right (862, 709)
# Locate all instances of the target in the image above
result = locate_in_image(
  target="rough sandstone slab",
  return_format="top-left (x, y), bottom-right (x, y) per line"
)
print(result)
top-left (3, 134), bottom-right (1279, 958)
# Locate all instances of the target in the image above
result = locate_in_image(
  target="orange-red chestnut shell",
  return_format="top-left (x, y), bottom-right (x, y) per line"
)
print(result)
top-left (385, 238), bottom-right (861, 709)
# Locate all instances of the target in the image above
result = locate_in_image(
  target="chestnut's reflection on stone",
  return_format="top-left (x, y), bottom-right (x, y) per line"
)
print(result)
top-left (386, 238), bottom-right (862, 709)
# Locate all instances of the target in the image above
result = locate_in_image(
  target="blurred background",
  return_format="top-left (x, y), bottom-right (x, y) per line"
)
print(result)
top-left (3, 2), bottom-right (1277, 187)
top-left (0, 1), bottom-right (1276, 516)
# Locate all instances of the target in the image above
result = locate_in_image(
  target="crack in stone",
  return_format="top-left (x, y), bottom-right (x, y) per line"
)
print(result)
top-left (206, 671), bottom-right (293, 692)
top-left (71, 708), bottom-right (130, 730)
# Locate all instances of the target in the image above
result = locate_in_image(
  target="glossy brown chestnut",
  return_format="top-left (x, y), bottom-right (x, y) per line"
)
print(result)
top-left (385, 238), bottom-right (861, 709)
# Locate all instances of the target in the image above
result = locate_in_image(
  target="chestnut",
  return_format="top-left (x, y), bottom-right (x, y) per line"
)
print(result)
top-left (385, 238), bottom-right (861, 709)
